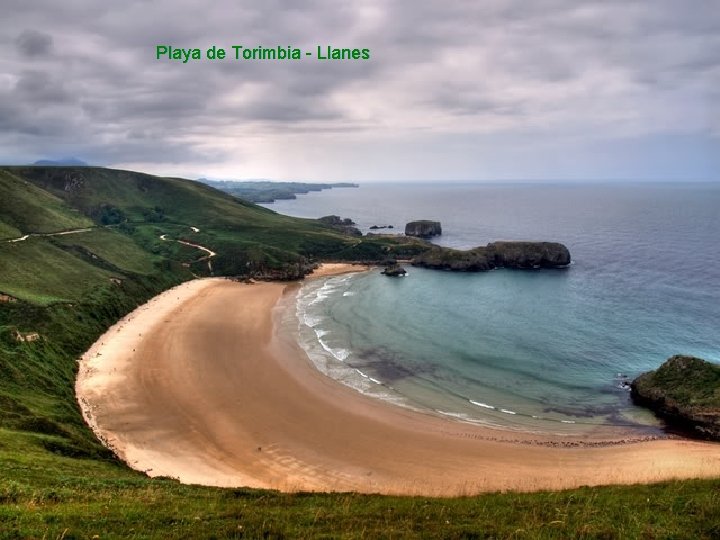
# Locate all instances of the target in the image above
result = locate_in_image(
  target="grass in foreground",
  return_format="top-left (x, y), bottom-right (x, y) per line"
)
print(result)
top-left (2, 428), bottom-right (720, 539)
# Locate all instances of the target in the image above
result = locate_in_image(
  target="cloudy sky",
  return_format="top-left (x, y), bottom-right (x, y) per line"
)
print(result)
top-left (1, 0), bottom-right (719, 181)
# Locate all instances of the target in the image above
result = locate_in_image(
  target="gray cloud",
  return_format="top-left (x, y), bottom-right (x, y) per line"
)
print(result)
top-left (0, 0), bottom-right (717, 180)
top-left (15, 70), bottom-right (72, 103)
top-left (15, 29), bottom-right (53, 57)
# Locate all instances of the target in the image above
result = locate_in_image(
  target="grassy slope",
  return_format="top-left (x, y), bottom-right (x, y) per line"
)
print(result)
top-left (1, 166), bottom-right (719, 538)
top-left (0, 170), bottom-right (92, 239)
top-left (7, 166), bottom-right (420, 267)
top-left (9, 166), bottom-right (337, 237)
top-left (0, 238), bottom-right (115, 304)
top-left (52, 229), bottom-right (161, 276)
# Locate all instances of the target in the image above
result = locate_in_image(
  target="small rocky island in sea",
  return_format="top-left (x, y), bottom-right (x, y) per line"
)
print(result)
top-left (632, 355), bottom-right (720, 441)
top-left (377, 220), bottom-right (571, 275)
top-left (381, 263), bottom-right (407, 277)
top-left (405, 220), bottom-right (442, 237)
top-left (411, 241), bottom-right (570, 271)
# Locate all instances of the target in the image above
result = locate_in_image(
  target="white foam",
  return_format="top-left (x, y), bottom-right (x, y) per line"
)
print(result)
top-left (561, 420), bottom-right (576, 424)
top-left (469, 400), bottom-right (495, 410)
top-left (342, 291), bottom-right (356, 297)
top-left (317, 338), bottom-right (349, 362)
top-left (500, 409), bottom-right (517, 415)
top-left (355, 368), bottom-right (383, 385)
top-left (307, 280), bottom-right (342, 306)
top-left (333, 348), bottom-right (350, 361)
top-left (303, 314), bottom-right (322, 328)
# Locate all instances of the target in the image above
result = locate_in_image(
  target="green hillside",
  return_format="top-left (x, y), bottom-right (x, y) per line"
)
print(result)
top-left (4, 166), bottom-right (421, 275)
top-left (1, 166), bottom-right (719, 538)
top-left (0, 170), bottom-right (92, 239)
top-left (52, 228), bottom-right (161, 276)
top-left (0, 166), bottom-right (424, 304)
top-left (0, 238), bottom-right (116, 304)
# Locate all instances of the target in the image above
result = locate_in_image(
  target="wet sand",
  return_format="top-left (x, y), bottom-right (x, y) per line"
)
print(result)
top-left (76, 265), bottom-right (720, 495)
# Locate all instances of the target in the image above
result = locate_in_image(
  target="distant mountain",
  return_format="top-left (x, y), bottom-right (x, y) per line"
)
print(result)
top-left (33, 157), bottom-right (89, 166)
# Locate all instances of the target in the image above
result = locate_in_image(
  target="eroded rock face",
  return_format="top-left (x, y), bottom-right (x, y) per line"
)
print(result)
top-left (405, 220), bottom-right (442, 238)
top-left (319, 215), bottom-right (355, 227)
top-left (319, 215), bottom-right (362, 237)
top-left (487, 242), bottom-right (571, 268)
top-left (631, 355), bottom-right (720, 441)
top-left (411, 241), bottom-right (570, 272)
top-left (381, 264), bottom-right (407, 277)
top-left (252, 262), bottom-right (317, 281)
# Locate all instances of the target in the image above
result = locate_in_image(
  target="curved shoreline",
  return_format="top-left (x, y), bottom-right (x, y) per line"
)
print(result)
top-left (76, 265), bottom-right (720, 495)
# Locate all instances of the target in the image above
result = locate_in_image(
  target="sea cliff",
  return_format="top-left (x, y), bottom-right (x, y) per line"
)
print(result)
top-left (405, 220), bottom-right (442, 237)
top-left (631, 355), bottom-right (720, 441)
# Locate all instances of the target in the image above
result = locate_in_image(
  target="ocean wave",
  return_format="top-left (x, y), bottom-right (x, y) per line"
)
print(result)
top-left (300, 275), bottom-right (352, 307)
top-left (303, 314), bottom-right (323, 328)
top-left (308, 282), bottom-right (339, 305)
top-left (469, 400), bottom-right (495, 410)
top-left (342, 291), bottom-right (356, 297)
top-left (500, 409), bottom-right (517, 415)
top-left (317, 338), bottom-right (349, 362)
top-left (355, 368), bottom-right (382, 385)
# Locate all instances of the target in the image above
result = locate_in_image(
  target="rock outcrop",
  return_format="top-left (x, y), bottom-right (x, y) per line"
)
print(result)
top-left (631, 355), bottom-right (720, 441)
top-left (252, 262), bottom-right (317, 281)
top-left (381, 264), bottom-right (407, 277)
top-left (319, 215), bottom-right (362, 237)
top-left (405, 220), bottom-right (442, 238)
top-left (487, 242), bottom-right (571, 268)
top-left (411, 241), bottom-right (570, 272)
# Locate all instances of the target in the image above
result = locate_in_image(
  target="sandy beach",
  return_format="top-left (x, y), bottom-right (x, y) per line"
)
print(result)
top-left (76, 264), bottom-right (720, 495)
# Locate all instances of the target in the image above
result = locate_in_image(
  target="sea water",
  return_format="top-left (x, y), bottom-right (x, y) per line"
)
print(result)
top-left (265, 182), bottom-right (720, 434)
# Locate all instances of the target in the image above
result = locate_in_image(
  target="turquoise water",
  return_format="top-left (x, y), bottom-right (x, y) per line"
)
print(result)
top-left (268, 182), bottom-right (720, 434)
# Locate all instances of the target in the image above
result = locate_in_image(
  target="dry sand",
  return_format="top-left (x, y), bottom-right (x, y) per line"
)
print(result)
top-left (76, 264), bottom-right (720, 495)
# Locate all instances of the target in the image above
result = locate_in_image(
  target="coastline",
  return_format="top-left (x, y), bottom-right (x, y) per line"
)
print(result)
top-left (76, 264), bottom-right (720, 495)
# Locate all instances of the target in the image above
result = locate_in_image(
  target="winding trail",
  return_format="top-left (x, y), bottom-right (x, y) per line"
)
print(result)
top-left (6, 228), bottom-right (94, 243)
top-left (159, 226), bottom-right (215, 272)
top-left (6, 224), bottom-right (215, 272)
